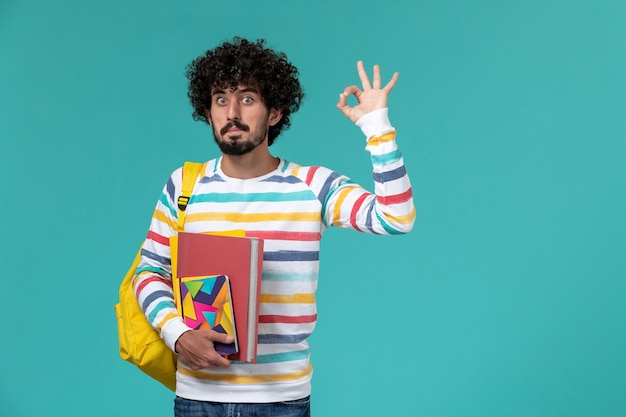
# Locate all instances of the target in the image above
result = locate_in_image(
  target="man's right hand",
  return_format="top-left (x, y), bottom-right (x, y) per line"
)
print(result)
top-left (175, 329), bottom-right (233, 370)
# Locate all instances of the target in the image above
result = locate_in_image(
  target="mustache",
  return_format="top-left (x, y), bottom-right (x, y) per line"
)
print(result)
top-left (220, 121), bottom-right (250, 135)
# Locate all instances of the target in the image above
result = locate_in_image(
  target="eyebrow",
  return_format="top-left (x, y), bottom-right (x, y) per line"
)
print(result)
top-left (212, 86), bottom-right (260, 95)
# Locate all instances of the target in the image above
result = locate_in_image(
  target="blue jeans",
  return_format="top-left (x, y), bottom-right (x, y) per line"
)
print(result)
top-left (174, 396), bottom-right (311, 417)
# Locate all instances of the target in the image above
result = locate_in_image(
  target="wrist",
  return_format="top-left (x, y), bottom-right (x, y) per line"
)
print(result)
top-left (356, 108), bottom-right (393, 139)
top-left (174, 329), bottom-right (193, 353)
top-left (162, 318), bottom-right (193, 351)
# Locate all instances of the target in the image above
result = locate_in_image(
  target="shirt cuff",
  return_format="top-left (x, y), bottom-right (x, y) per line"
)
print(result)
top-left (355, 108), bottom-right (394, 139)
top-left (161, 318), bottom-right (192, 352)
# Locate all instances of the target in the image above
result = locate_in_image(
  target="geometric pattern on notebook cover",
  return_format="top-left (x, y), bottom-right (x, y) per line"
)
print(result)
top-left (180, 275), bottom-right (238, 355)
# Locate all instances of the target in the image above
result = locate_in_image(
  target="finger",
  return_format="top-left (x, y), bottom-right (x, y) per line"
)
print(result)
top-left (205, 349), bottom-right (232, 368)
top-left (342, 85), bottom-right (362, 98)
top-left (336, 85), bottom-right (362, 118)
top-left (383, 71), bottom-right (399, 93)
top-left (212, 331), bottom-right (234, 344)
top-left (213, 356), bottom-right (231, 368)
top-left (356, 60), bottom-right (372, 90)
top-left (188, 352), bottom-right (230, 370)
top-left (372, 64), bottom-right (381, 89)
top-left (336, 93), bottom-right (351, 118)
top-left (337, 92), bottom-right (348, 110)
top-left (201, 329), bottom-right (234, 345)
top-left (337, 85), bottom-right (361, 110)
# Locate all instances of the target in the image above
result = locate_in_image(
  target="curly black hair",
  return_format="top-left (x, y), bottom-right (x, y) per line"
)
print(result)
top-left (186, 37), bottom-right (305, 146)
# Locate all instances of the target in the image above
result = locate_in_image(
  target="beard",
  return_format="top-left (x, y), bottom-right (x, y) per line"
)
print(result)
top-left (212, 119), bottom-right (269, 156)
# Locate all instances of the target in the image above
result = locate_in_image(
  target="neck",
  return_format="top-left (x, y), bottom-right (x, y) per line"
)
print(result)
top-left (220, 148), bottom-right (279, 179)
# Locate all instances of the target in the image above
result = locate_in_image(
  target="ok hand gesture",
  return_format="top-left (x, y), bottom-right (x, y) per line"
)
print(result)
top-left (337, 60), bottom-right (399, 123)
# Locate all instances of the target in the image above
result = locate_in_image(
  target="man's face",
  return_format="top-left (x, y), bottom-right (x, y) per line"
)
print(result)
top-left (207, 85), bottom-right (281, 156)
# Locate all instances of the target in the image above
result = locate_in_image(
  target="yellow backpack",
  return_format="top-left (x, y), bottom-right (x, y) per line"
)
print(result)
top-left (115, 162), bottom-right (203, 391)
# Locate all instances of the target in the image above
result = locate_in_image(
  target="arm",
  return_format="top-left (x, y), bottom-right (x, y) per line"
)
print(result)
top-left (133, 168), bottom-right (232, 369)
top-left (316, 61), bottom-right (415, 234)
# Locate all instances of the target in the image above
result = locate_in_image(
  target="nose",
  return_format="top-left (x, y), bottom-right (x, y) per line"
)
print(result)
top-left (226, 100), bottom-right (240, 121)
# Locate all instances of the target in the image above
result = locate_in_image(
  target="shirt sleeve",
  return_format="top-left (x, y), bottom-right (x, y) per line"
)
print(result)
top-left (132, 167), bottom-right (191, 351)
top-left (316, 108), bottom-right (416, 234)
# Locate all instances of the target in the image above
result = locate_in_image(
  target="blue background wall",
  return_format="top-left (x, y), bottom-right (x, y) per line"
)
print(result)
top-left (1, 1), bottom-right (625, 416)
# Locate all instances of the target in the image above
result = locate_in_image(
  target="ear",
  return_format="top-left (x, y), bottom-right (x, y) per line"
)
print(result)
top-left (204, 109), bottom-right (212, 125)
top-left (268, 108), bottom-right (283, 126)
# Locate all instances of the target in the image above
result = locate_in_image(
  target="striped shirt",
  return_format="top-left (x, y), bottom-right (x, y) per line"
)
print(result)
top-left (134, 108), bottom-right (416, 402)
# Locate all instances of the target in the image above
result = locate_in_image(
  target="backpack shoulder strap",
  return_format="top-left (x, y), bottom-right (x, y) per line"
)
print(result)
top-left (176, 162), bottom-right (203, 231)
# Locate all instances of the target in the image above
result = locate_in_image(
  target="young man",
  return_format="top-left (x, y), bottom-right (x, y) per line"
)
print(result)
top-left (134, 37), bottom-right (415, 416)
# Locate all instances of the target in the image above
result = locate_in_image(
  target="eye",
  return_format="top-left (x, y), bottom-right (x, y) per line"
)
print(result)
top-left (216, 97), bottom-right (227, 105)
top-left (242, 96), bottom-right (254, 104)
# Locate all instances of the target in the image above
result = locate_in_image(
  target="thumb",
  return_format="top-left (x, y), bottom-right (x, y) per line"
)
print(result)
top-left (336, 92), bottom-right (350, 117)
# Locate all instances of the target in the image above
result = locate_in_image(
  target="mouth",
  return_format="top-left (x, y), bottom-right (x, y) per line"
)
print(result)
top-left (225, 128), bottom-right (244, 137)
top-left (221, 122), bottom-right (249, 137)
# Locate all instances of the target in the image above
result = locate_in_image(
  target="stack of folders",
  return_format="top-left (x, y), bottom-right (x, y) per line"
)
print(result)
top-left (171, 231), bottom-right (264, 363)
